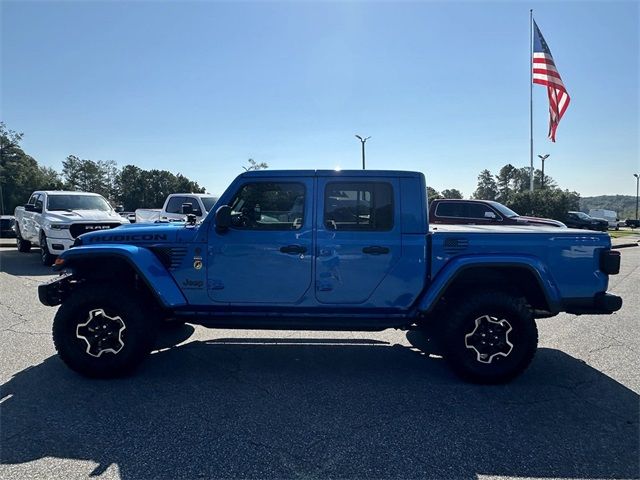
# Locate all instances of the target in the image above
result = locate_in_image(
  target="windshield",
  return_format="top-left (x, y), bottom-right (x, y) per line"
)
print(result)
top-left (201, 197), bottom-right (219, 212)
top-left (488, 201), bottom-right (519, 218)
top-left (47, 195), bottom-right (111, 212)
top-left (574, 211), bottom-right (590, 220)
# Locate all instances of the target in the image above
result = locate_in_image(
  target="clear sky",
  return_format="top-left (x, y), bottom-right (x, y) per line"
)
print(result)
top-left (2, 0), bottom-right (638, 198)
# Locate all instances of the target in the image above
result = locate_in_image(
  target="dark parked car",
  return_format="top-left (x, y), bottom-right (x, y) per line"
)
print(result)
top-left (564, 211), bottom-right (609, 232)
top-left (0, 215), bottom-right (17, 239)
top-left (429, 199), bottom-right (566, 227)
top-left (625, 219), bottom-right (640, 228)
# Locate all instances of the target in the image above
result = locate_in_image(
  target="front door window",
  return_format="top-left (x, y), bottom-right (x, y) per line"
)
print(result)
top-left (207, 179), bottom-right (312, 304)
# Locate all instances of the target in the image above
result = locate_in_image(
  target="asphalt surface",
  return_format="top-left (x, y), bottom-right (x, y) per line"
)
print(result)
top-left (0, 241), bottom-right (638, 480)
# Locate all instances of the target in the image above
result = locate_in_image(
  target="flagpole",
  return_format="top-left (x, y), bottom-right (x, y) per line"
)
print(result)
top-left (529, 9), bottom-right (534, 192)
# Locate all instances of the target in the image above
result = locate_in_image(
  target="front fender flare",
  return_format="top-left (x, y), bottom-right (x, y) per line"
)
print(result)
top-left (56, 245), bottom-right (187, 308)
top-left (418, 254), bottom-right (561, 314)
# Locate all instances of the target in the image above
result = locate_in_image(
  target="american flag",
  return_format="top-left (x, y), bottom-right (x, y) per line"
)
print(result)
top-left (532, 20), bottom-right (570, 142)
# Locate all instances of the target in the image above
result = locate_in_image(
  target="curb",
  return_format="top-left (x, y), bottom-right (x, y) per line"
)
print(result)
top-left (611, 242), bottom-right (639, 249)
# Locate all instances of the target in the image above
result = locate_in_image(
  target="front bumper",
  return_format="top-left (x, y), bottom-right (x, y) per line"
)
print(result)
top-left (38, 274), bottom-right (73, 306)
top-left (564, 292), bottom-right (623, 315)
top-left (45, 236), bottom-right (75, 253)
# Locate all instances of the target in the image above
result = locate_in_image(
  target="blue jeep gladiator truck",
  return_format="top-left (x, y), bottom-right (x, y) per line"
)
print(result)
top-left (39, 170), bottom-right (622, 383)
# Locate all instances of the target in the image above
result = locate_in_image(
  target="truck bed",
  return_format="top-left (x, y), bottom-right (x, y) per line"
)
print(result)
top-left (430, 224), bottom-right (599, 235)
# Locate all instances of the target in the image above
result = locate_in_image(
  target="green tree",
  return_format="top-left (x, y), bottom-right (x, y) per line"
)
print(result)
top-left (494, 164), bottom-right (557, 202)
top-left (512, 167), bottom-right (531, 194)
top-left (0, 122), bottom-right (63, 214)
top-left (101, 160), bottom-right (120, 203)
top-left (473, 169), bottom-right (498, 200)
top-left (175, 173), bottom-right (205, 194)
top-left (426, 186), bottom-right (442, 203)
top-left (115, 165), bottom-right (146, 210)
top-left (441, 188), bottom-right (463, 199)
top-left (495, 164), bottom-right (517, 203)
top-left (114, 165), bottom-right (206, 210)
top-left (61, 155), bottom-right (83, 191)
top-left (507, 188), bottom-right (580, 220)
top-left (243, 158), bottom-right (268, 171)
top-left (62, 156), bottom-right (121, 202)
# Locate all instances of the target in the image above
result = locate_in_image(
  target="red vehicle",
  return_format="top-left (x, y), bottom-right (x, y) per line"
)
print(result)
top-left (429, 199), bottom-right (566, 227)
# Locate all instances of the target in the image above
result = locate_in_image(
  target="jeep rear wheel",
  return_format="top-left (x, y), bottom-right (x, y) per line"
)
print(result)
top-left (440, 291), bottom-right (538, 384)
top-left (52, 284), bottom-right (156, 378)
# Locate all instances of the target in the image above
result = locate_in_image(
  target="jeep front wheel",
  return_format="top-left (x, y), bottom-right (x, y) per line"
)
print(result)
top-left (440, 291), bottom-right (538, 384)
top-left (52, 284), bottom-right (156, 378)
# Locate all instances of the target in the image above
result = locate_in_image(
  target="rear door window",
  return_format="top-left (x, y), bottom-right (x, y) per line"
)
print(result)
top-left (434, 202), bottom-right (465, 218)
top-left (324, 182), bottom-right (393, 231)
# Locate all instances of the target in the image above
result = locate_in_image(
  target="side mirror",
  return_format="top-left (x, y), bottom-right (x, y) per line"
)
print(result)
top-left (181, 203), bottom-right (194, 215)
top-left (24, 204), bottom-right (35, 212)
top-left (484, 211), bottom-right (496, 219)
top-left (215, 205), bottom-right (232, 232)
top-left (115, 205), bottom-right (124, 213)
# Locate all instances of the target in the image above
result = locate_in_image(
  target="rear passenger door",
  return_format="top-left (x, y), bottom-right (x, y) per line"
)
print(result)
top-left (315, 178), bottom-right (401, 304)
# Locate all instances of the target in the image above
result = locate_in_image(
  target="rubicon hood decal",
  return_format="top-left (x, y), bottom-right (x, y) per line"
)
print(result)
top-left (81, 223), bottom-right (186, 244)
top-left (86, 232), bottom-right (170, 243)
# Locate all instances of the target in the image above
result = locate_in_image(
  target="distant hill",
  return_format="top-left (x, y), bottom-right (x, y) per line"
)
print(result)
top-left (580, 195), bottom-right (638, 220)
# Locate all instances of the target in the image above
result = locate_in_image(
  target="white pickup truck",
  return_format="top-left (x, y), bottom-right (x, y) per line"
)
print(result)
top-left (14, 191), bottom-right (129, 265)
top-left (135, 193), bottom-right (218, 223)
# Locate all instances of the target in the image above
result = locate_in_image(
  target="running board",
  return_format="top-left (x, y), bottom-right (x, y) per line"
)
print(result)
top-left (172, 311), bottom-right (412, 331)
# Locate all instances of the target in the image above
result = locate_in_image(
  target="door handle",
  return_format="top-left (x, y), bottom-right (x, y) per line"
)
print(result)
top-left (362, 246), bottom-right (390, 255)
top-left (280, 244), bottom-right (307, 255)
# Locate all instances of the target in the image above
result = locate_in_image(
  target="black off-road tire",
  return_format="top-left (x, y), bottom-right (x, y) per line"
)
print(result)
top-left (40, 233), bottom-right (56, 266)
top-left (440, 291), bottom-right (538, 384)
top-left (15, 226), bottom-right (31, 253)
top-left (52, 283), bottom-right (156, 378)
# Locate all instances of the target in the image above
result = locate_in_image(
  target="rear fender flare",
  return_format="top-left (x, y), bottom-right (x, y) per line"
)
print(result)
top-left (418, 255), bottom-right (561, 314)
top-left (57, 245), bottom-right (187, 308)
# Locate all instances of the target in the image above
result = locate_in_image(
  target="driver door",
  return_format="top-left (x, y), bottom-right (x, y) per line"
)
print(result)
top-left (207, 178), bottom-right (314, 304)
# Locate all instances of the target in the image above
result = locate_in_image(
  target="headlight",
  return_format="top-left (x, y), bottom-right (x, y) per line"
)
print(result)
top-left (49, 224), bottom-right (71, 230)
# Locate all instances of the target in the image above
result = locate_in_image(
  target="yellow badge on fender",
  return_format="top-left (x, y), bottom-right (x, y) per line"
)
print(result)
top-left (193, 259), bottom-right (203, 270)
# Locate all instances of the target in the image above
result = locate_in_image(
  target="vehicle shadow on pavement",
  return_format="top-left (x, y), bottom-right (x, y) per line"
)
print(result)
top-left (0, 248), bottom-right (54, 277)
top-left (1, 331), bottom-right (638, 480)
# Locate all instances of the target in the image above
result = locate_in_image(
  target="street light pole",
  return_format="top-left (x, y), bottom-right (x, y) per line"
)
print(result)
top-left (634, 173), bottom-right (639, 220)
top-left (538, 154), bottom-right (550, 189)
top-left (355, 135), bottom-right (370, 170)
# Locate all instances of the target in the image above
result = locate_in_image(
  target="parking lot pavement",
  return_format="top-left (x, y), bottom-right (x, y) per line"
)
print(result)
top-left (611, 231), bottom-right (640, 248)
top-left (1, 244), bottom-right (638, 480)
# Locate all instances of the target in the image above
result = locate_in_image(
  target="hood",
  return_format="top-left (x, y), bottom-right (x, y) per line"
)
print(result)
top-left (517, 216), bottom-right (567, 228)
top-left (46, 209), bottom-right (127, 223)
top-left (78, 222), bottom-right (192, 246)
